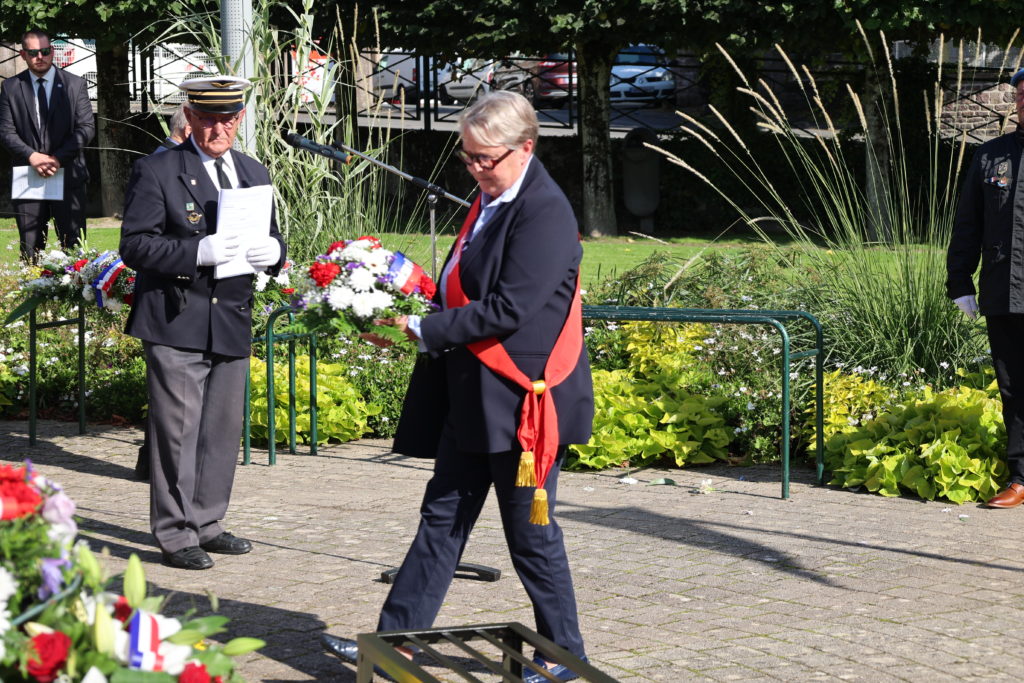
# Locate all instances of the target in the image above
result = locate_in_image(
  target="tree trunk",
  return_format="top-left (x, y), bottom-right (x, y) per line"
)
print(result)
top-left (96, 45), bottom-right (132, 217)
top-left (576, 42), bottom-right (617, 237)
top-left (863, 67), bottom-right (890, 243)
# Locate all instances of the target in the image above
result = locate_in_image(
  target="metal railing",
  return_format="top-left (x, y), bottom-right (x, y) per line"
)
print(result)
top-left (583, 305), bottom-right (825, 498)
top-left (243, 307), bottom-right (319, 465)
top-left (27, 306), bottom-right (86, 445)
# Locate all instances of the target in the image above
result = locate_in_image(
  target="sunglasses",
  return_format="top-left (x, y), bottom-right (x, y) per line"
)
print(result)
top-left (23, 48), bottom-right (52, 57)
top-left (192, 113), bottom-right (241, 129)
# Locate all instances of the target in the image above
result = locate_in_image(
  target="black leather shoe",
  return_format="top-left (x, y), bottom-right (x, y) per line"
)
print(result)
top-left (200, 532), bottom-right (252, 555)
top-left (522, 655), bottom-right (588, 683)
top-left (320, 633), bottom-right (358, 663)
top-left (163, 546), bottom-right (213, 570)
top-left (320, 634), bottom-right (395, 681)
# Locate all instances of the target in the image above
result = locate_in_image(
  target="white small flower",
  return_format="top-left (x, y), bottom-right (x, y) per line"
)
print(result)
top-left (746, 402), bottom-right (755, 411)
top-left (254, 272), bottom-right (270, 292)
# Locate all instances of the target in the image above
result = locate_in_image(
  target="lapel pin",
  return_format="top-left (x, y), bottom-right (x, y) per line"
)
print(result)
top-left (190, 179), bottom-right (196, 186)
top-left (186, 202), bottom-right (195, 211)
top-left (187, 211), bottom-right (203, 224)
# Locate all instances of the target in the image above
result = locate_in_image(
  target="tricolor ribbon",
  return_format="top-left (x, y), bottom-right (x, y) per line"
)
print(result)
top-left (387, 251), bottom-right (436, 298)
top-left (92, 258), bottom-right (126, 309)
top-left (127, 610), bottom-right (167, 671)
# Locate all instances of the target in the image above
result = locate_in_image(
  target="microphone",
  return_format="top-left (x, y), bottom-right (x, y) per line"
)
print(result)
top-left (281, 131), bottom-right (353, 165)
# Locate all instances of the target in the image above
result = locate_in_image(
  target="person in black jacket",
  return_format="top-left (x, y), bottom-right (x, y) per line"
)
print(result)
top-left (120, 76), bottom-right (286, 569)
top-left (947, 67), bottom-right (1024, 508)
top-left (0, 30), bottom-right (95, 261)
top-left (321, 91), bottom-right (593, 683)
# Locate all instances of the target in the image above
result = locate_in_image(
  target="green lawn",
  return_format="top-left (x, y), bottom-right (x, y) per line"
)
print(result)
top-left (0, 220), bottom-right (765, 288)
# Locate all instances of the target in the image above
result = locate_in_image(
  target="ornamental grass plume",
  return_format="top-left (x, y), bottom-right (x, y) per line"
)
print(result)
top-left (653, 30), bottom-right (1016, 386)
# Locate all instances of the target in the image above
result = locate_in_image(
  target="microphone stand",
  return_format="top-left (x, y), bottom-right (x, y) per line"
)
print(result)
top-left (283, 131), bottom-right (467, 280)
top-left (331, 141), bottom-right (468, 280)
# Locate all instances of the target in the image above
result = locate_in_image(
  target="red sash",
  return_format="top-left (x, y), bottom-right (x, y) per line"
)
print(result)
top-left (445, 196), bottom-right (583, 523)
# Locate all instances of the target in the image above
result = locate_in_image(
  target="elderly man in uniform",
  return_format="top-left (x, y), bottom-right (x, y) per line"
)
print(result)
top-left (120, 75), bottom-right (286, 569)
top-left (947, 67), bottom-right (1024, 508)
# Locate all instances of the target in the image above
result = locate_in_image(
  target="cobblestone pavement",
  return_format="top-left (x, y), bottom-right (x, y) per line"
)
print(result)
top-left (4, 420), bottom-right (1024, 681)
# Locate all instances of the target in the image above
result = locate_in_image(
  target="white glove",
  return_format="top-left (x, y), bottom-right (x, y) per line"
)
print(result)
top-left (953, 294), bottom-right (979, 319)
top-left (246, 236), bottom-right (282, 268)
top-left (197, 233), bottom-right (241, 266)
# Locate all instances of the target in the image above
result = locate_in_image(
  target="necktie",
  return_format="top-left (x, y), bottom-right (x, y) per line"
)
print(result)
top-left (214, 157), bottom-right (232, 190)
top-left (36, 78), bottom-right (48, 125)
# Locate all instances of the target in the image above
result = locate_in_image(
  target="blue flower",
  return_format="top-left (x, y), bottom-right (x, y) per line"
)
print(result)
top-left (38, 553), bottom-right (70, 600)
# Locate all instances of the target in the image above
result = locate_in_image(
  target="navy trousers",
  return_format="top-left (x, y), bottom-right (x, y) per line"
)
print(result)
top-left (377, 430), bottom-right (585, 658)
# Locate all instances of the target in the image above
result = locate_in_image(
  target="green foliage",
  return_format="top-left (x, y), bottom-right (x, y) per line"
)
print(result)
top-left (247, 354), bottom-right (378, 445)
top-left (657, 35), bottom-right (993, 385)
top-left (571, 323), bottom-right (733, 470)
top-left (322, 337), bottom-right (415, 439)
top-left (802, 369), bottom-right (911, 454)
top-left (818, 373), bottom-right (1006, 503)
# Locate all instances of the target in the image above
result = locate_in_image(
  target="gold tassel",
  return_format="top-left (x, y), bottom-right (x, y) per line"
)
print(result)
top-left (516, 451), bottom-right (536, 487)
top-left (529, 488), bottom-right (550, 525)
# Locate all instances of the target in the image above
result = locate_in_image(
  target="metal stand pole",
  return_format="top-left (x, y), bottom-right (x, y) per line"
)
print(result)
top-left (427, 193), bottom-right (438, 280)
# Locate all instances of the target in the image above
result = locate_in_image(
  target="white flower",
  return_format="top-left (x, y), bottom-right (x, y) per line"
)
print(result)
top-left (326, 286), bottom-right (355, 311)
top-left (82, 285), bottom-right (95, 301)
top-left (746, 402), bottom-right (755, 411)
top-left (61, 274), bottom-right (72, 285)
top-left (273, 270), bottom-right (291, 286)
top-left (351, 291), bottom-right (379, 318)
top-left (254, 271), bottom-right (270, 292)
top-left (104, 299), bottom-right (122, 313)
top-left (12, 364), bottom-right (28, 376)
top-left (45, 249), bottom-right (65, 262)
top-left (0, 567), bottom-right (16, 604)
top-left (362, 248), bottom-right (391, 274)
top-left (368, 289), bottom-right (394, 311)
top-left (348, 267), bottom-right (377, 291)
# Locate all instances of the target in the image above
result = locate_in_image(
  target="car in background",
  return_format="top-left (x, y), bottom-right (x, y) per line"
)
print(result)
top-left (437, 57), bottom-right (497, 103)
top-left (496, 53), bottom-right (576, 107)
top-left (369, 50), bottom-right (421, 100)
top-left (610, 44), bottom-right (674, 105)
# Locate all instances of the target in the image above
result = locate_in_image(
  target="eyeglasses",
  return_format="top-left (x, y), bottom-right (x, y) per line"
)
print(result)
top-left (193, 113), bottom-right (241, 129)
top-left (455, 147), bottom-right (514, 170)
top-left (23, 48), bottom-right (52, 57)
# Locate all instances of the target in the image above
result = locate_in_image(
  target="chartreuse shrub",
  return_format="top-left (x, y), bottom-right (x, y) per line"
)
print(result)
top-left (571, 322), bottom-right (732, 470)
top-left (247, 354), bottom-right (379, 445)
top-left (802, 370), bottom-right (909, 455)
top-left (819, 372), bottom-right (1006, 503)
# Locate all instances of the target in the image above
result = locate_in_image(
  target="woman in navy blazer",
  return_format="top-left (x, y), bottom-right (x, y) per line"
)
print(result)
top-left (322, 91), bottom-right (593, 682)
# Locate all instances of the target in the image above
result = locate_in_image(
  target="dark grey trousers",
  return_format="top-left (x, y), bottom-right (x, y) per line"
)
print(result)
top-left (144, 342), bottom-right (248, 553)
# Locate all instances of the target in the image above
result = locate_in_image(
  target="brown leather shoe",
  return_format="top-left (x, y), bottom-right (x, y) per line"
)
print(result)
top-left (985, 483), bottom-right (1024, 508)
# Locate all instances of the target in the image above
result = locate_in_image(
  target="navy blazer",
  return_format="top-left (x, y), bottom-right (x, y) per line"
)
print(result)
top-left (119, 139), bottom-right (286, 357)
top-left (0, 68), bottom-right (95, 188)
top-left (394, 158), bottom-right (594, 456)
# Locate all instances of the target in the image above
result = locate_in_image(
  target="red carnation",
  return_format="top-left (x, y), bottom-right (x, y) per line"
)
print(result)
top-left (309, 262), bottom-right (342, 288)
top-left (419, 277), bottom-right (437, 301)
top-left (0, 463), bottom-right (27, 483)
top-left (26, 631), bottom-right (71, 683)
top-left (281, 288), bottom-right (295, 295)
top-left (0, 477), bottom-right (43, 520)
top-left (73, 259), bottom-right (89, 271)
top-left (122, 294), bottom-right (134, 306)
top-left (179, 661), bottom-right (211, 683)
top-left (40, 269), bottom-right (53, 277)
top-left (327, 240), bottom-right (347, 254)
top-left (113, 595), bottom-right (132, 622)
top-left (356, 235), bottom-right (382, 249)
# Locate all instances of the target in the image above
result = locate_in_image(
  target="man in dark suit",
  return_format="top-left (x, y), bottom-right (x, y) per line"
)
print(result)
top-left (0, 30), bottom-right (94, 261)
top-left (322, 91), bottom-right (594, 683)
top-left (120, 75), bottom-right (286, 570)
top-left (948, 67), bottom-right (1024, 508)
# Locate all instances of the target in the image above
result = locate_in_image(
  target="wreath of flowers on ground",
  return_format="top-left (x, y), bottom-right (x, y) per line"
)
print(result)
top-left (5, 248), bottom-right (136, 325)
top-left (1, 461), bottom-right (263, 682)
top-left (286, 236), bottom-right (437, 345)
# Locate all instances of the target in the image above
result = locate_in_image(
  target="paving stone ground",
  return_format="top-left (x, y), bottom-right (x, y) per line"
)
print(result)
top-left (4, 419), bottom-right (1024, 681)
